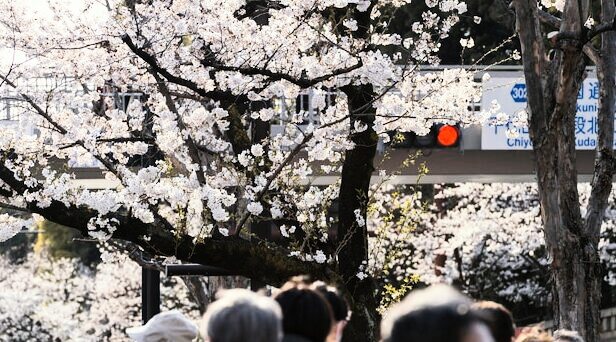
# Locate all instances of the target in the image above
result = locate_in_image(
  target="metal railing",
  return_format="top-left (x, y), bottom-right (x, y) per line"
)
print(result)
top-left (541, 307), bottom-right (616, 341)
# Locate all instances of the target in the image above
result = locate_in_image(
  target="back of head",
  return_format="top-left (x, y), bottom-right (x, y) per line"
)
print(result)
top-left (311, 281), bottom-right (349, 322)
top-left (275, 287), bottom-right (333, 342)
top-left (202, 289), bottom-right (282, 342)
top-left (553, 329), bottom-right (584, 342)
top-left (514, 326), bottom-right (552, 342)
top-left (281, 275), bottom-right (313, 290)
top-left (472, 301), bottom-right (515, 342)
top-left (381, 284), bottom-right (487, 342)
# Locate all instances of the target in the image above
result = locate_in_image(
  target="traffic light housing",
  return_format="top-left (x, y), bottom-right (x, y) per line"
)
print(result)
top-left (389, 124), bottom-right (461, 148)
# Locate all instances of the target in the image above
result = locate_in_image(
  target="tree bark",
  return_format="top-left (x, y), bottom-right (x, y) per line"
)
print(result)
top-left (513, 0), bottom-right (616, 340)
top-left (337, 84), bottom-right (379, 342)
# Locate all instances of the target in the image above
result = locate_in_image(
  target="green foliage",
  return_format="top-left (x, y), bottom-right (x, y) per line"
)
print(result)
top-left (368, 157), bottom-right (430, 312)
top-left (378, 275), bottom-right (420, 314)
top-left (34, 220), bottom-right (100, 265)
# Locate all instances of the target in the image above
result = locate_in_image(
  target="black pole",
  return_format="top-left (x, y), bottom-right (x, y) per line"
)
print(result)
top-left (141, 267), bottom-right (160, 324)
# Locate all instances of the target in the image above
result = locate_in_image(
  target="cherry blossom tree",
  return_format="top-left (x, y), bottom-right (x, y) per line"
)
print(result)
top-left (510, 0), bottom-right (616, 339)
top-left (368, 183), bottom-right (616, 323)
top-left (0, 250), bottom-right (200, 341)
top-left (0, 1), bottom-right (483, 339)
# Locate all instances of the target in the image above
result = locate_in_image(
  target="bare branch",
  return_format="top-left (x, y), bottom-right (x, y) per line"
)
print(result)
top-left (204, 60), bottom-right (363, 88)
top-left (538, 9), bottom-right (562, 28)
top-left (513, 0), bottom-right (548, 135)
top-left (586, 17), bottom-right (616, 41)
top-left (585, 0), bottom-right (616, 239)
top-left (0, 159), bottom-right (336, 285)
top-left (121, 34), bottom-right (234, 102)
top-left (583, 45), bottom-right (600, 65)
top-left (58, 137), bottom-right (155, 150)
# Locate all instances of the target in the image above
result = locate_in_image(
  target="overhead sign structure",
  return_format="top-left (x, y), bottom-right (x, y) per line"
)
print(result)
top-left (481, 75), bottom-right (615, 150)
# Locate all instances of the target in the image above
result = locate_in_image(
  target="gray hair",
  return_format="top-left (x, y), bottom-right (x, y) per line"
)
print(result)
top-left (381, 284), bottom-right (476, 342)
top-left (553, 329), bottom-right (584, 342)
top-left (201, 289), bottom-right (283, 342)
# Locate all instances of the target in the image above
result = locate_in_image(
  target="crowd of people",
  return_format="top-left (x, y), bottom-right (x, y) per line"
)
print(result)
top-left (126, 277), bottom-right (585, 342)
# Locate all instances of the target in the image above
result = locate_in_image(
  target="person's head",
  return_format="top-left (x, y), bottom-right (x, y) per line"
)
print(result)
top-left (201, 288), bottom-right (282, 342)
top-left (381, 284), bottom-right (494, 342)
top-left (553, 329), bottom-right (583, 342)
top-left (472, 301), bottom-right (515, 342)
top-left (514, 326), bottom-right (552, 342)
top-left (311, 281), bottom-right (350, 342)
top-left (126, 310), bottom-right (198, 342)
top-left (281, 275), bottom-right (313, 291)
top-left (275, 287), bottom-right (333, 342)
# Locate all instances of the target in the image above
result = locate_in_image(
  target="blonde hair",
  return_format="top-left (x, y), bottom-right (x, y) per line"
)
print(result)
top-left (515, 326), bottom-right (553, 342)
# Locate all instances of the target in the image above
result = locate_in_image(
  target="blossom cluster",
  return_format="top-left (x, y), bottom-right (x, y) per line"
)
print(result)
top-left (367, 183), bottom-right (616, 310)
top-left (0, 251), bottom-right (200, 341)
top-left (0, 0), bottom-right (488, 265)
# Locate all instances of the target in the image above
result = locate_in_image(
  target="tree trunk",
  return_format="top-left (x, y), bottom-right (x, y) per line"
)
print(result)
top-left (550, 238), bottom-right (602, 340)
top-left (513, 0), bottom-right (616, 340)
top-left (338, 84), bottom-right (380, 342)
top-left (343, 281), bottom-right (380, 342)
top-left (532, 34), bottom-right (601, 342)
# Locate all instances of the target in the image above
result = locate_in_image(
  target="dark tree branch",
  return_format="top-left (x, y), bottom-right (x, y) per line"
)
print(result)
top-left (539, 9), bottom-right (616, 46)
top-left (538, 8), bottom-right (602, 66)
top-left (203, 60), bottom-right (363, 88)
top-left (0, 158), bottom-right (336, 286)
top-left (233, 131), bottom-right (313, 236)
top-left (58, 137), bottom-right (155, 150)
top-left (121, 34), bottom-right (233, 102)
top-left (513, 0), bottom-right (548, 136)
top-left (122, 34), bottom-right (252, 163)
top-left (0, 186), bottom-right (13, 198)
top-left (538, 9), bottom-right (562, 28)
top-left (586, 17), bottom-right (616, 41)
top-left (585, 0), bottom-right (616, 241)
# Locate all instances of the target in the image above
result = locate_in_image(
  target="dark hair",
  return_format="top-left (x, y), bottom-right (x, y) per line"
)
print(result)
top-left (381, 284), bottom-right (486, 342)
top-left (311, 282), bottom-right (349, 322)
top-left (388, 303), bottom-right (481, 342)
top-left (275, 287), bottom-right (333, 342)
top-left (472, 301), bottom-right (515, 342)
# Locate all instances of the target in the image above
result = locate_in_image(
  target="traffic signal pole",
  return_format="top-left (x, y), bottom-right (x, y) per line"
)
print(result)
top-left (141, 267), bottom-right (161, 324)
top-left (141, 264), bottom-right (253, 323)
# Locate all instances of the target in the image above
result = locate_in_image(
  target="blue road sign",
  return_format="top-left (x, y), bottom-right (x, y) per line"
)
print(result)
top-left (510, 84), bottom-right (527, 103)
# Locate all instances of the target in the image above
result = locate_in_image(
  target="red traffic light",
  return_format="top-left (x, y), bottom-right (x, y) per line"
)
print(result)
top-left (436, 125), bottom-right (460, 147)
